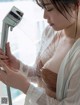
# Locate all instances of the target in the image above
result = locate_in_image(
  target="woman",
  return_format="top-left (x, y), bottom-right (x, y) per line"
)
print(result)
top-left (0, 0), bottom-right (80, 105)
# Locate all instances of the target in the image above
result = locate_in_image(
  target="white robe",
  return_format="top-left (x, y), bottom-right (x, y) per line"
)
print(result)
top-left (20, 26), bottom-right (80, 105)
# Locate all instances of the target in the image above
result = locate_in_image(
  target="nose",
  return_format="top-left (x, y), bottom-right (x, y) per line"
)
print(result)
top-left (43, 9), bottom-right (49, 20)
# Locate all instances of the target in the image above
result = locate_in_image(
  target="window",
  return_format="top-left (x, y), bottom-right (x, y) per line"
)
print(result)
top-left (0, 0), bottom-right (47, 105)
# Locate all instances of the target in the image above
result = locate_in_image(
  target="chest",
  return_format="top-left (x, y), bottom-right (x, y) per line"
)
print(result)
top-left (41, 38), bottom-right (74, 74)
top-left (40, 40), bottom-right (74, 93)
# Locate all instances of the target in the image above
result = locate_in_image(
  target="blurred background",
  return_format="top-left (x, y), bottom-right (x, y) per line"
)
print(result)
top-left (0, 0), bottom-right (47, 105)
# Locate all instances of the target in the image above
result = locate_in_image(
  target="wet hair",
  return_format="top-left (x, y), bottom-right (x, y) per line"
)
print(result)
top-left (36, 0), bottom-right (79, 19)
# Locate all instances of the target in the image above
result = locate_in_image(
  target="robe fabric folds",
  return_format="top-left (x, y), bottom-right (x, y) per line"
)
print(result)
top-left (20, 26), bottom-right (80, 105)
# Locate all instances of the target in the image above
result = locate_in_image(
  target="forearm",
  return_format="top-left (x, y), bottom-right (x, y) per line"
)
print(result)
top-left (19, 62), bottom-right (43, 87)
top-left (19, 61), bottom-right (36, 77)
top-left (21, 80), bottom-right (30, 94)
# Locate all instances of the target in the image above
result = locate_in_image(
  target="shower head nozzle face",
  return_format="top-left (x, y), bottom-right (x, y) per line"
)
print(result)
top-left (3, 6), bottom-right (24, 27)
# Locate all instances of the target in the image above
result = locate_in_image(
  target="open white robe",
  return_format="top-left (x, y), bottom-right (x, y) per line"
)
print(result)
top-left (20, 26), bottom-right (80, 105)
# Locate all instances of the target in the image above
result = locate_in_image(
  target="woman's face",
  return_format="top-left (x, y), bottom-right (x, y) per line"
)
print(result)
top-left (43, 0), bottom-right (77, 31)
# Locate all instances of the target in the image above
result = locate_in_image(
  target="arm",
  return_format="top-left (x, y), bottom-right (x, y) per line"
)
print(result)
top-left (24, 66), bottom-right (80, 105)
top-left (0, 25), bottom-right (53, 78)
top-left (1, 49), bottom-right (80, 105)
top-left (0, 24), bottom-right (55, 75)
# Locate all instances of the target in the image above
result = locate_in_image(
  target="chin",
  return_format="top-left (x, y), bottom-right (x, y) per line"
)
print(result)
top-left (52, 26), bottom-right (62, 31)
top-left (51, 24), bottom-right (66, 31)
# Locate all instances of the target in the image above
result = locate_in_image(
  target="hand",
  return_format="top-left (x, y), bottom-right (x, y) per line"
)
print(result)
top-left (0, 49), bottom-right (9, 65)
top-left (45, 86), bottom-right (56, 98)
top-left (40, 68), bottom-right (57, 98)
top-left (42, 81), bottom-right (56, 98)
top-left (0, 42), bottom-right (20, 69)
top-left (0, 59), bottom-right (30, 94)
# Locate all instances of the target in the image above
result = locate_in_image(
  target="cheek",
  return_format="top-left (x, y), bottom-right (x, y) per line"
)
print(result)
top-left (56, 17), bottom-right (69, 26)
top-left (51, 13), bottom-right (73, 30)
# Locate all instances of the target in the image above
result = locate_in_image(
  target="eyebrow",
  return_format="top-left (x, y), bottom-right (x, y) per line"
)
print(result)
top-left (43, 3), bottom-right (51, 5)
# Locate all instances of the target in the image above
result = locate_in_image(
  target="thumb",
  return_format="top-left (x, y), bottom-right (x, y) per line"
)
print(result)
top-left (6, 42), bottom-right (11, 57)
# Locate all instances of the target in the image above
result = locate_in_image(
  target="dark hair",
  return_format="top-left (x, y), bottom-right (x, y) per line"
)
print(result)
top-left (36, 0), bottom-right (79, 39)
top-left (36, 0), bottom-right (79, 20)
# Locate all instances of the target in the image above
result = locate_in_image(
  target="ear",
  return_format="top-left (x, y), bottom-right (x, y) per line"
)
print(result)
top-left (77, 0), bottom-right (80, 7)
top-left (73, 1), bottom-right (80, 11)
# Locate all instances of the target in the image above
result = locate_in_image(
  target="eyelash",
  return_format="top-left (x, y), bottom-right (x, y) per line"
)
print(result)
top-left (47, 8), bottom-right (53, 11)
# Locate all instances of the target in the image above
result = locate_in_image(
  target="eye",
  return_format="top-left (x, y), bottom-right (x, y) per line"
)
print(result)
top-left (46, 8), bottom-right (54, 11)
top-left (45, 6), bottom-right (54, 12)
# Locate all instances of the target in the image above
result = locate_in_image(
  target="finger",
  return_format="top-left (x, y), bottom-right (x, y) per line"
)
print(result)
top-left (0, 60), bottom-right (10, 68)
top-left (0, 58), bottom-right (10, 62)
top-left (0, 49), bottom-right (5, 55)
top-left (6, 42), bottom-right (11, 56)
top-left (0, 59), bottom-right (10, 73)
top-left (0, 69), bottom-right (7, 76)
top-left (0, 55), bottom-right (9, 60)
top-left (0, 59), bottom-right (17, 73)
top-left (11, 67), bottom-right (19, 72)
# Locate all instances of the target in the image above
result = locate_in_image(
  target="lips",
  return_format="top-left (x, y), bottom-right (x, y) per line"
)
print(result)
top-left (49, 23), bottom-right (54, 26)
top-left (48, 21), bottom-right (54, 26)
top-left (47, 21), bottom-right (54, 26)
top-left (50, 23), bottom-right (54, 26)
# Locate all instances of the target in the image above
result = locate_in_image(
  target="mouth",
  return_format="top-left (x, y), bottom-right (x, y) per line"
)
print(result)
top-left (48, 21), bottom-right (54, 26)
top-left (47, 21), bottom-right (54, 26)
top-left (50, 23), bottom-right (54, 26)
top-left (49, 23), bottom-right (54, 26)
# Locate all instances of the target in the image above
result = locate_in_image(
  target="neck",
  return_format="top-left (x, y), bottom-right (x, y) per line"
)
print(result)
top-left (63, 21), bottom-right (80, 40)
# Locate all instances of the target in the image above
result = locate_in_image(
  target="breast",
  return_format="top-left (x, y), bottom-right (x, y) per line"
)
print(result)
top-left (41, 68), bottom-right (57, 92)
